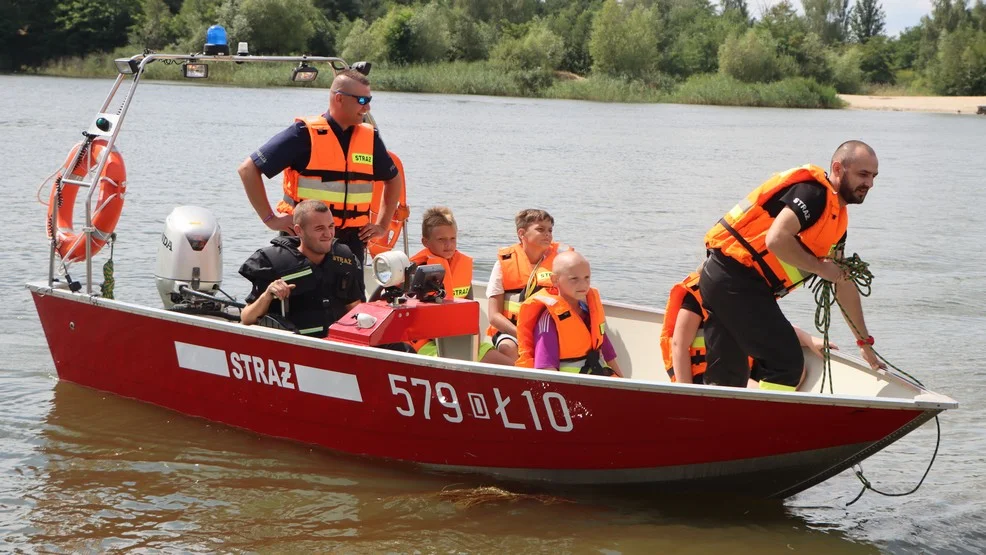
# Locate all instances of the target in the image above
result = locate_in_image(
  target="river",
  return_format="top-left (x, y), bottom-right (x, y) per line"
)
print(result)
top-left (2, 74), bottom-right (984, 553)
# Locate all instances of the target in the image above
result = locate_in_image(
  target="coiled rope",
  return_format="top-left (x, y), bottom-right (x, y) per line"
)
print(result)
top-left (100, 233), bottom-right (116, 299)
top-left (809, 252), bottom-right (940, 506)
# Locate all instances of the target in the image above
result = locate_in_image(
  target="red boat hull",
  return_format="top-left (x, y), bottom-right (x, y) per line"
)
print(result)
top-left (30, 286), bottom-right (940, 498)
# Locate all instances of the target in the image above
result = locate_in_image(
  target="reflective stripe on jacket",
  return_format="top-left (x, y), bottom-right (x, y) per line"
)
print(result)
top-left (277, 116), bottom-right (376, 228)
top-left (515, 287), bottom-right (607, 373)
top-left (704, 164), bottom-right (848, 296)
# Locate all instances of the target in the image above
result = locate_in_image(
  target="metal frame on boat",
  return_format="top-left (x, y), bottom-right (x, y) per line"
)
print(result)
top-left (29, 40), bottom-right (958, 500)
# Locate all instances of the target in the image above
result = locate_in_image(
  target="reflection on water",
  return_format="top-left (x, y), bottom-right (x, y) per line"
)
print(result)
top-left (20, 383), bottom-right (878, 553)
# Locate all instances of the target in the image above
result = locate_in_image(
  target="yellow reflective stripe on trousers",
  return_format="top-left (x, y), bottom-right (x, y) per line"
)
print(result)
top-left (777, 258), bottom-right (804, 287)
top-left (297, 326), bottom-right (324, 336)
top-left (281, 268), bottom-right (313, 282)
top-left (759, 380), bottom-right (797, 391)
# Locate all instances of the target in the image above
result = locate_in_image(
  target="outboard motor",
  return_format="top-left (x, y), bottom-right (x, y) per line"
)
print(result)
top-left (155, 206), bottom-right (223, 309)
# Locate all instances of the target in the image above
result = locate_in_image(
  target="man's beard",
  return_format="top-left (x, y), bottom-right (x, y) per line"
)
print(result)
top-left (839, 170), bottom-right (867, 205)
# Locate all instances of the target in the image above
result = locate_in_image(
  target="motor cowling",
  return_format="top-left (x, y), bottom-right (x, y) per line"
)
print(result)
top-left (155, 206), bottom-right (222, 308)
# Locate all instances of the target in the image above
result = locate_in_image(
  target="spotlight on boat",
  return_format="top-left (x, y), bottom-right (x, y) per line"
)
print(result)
top-left (291, 62), bottom-right (318, 82)
top-left (351, 61), bottom-right (372, 76)
top-left (373, 251), bottom-right (412, 288)
top-left (204, 24), bottom-right (230, 55)
top-left (114, 57), bottom-right (140, 75)
top-left (182, 62), bottom-right (209, 79)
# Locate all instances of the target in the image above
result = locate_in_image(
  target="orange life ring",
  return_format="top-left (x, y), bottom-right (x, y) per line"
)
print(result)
top-left (46, 138), bottom-right (127, 262)
top-left (367, 151), bottom-right (409, 258)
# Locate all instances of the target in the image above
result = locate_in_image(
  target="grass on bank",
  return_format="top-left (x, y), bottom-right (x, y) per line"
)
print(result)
top-left (35, 50), bottom-right (844, 109)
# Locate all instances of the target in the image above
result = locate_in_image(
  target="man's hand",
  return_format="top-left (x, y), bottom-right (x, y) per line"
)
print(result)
top-left (266, 279), bottom-right (295, 300)
top-left (359, 223), bottom-right (386, 242)
top-left (265, 213), bottom-right (295, 235)
top-left (816, 259), bottom-right (847, 283)
top-left (806, 335), bottom-right (839, 359)
top-left (859, 344), bottom-right (887, 371)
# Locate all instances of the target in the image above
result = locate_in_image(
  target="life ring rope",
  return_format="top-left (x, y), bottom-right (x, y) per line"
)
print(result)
top-left (46, 139), bottom-right (127, 263)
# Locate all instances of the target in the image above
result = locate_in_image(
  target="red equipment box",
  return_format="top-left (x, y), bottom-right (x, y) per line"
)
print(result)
top-left (328, 298), bottom-right (479, 347)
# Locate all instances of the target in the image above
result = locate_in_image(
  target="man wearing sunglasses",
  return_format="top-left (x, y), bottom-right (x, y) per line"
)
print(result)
top-left (239, 68), bottom-right (403, 267)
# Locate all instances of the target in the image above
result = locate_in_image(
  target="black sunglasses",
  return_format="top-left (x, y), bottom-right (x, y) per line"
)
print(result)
top-left (332, 89), bottom-right (372, 105)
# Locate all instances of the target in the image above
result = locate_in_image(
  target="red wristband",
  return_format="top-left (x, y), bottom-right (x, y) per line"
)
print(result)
top-left (262, 211), bottom-right (275, 224)
top-left (856, 336), bottom-right (874, 347)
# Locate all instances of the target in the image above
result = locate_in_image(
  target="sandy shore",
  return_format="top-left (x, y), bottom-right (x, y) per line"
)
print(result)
top-left (839, 94), bottom-right (986, 114)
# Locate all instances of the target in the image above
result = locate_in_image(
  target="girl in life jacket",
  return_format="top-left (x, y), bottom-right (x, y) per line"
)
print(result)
top-left (516, 251), bottom-right (623, 377)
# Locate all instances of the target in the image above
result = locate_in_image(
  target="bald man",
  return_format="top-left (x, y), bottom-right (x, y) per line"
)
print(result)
top-left (700, 140), bottom-right (886, 392)
top-left (515, 251), bottom-right (624, 377)
top-left (238, 69), bottom-right (403, 265)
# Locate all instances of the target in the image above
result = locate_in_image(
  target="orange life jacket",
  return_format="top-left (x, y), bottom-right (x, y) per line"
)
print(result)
top-left (515, 287), bottom-right (608, 373)
top-left (659, 271), bottom-right (708, 381)
top-left (410, 248), bottom-right (474, 300)
top-left (408, 248), bottom-right (475, 355)
top-left (704, 165), bottom-right (848, 297)
top-left (276, 116), bottom-right (376, 229)
top-left (488, 242), bottom-right (568, 336)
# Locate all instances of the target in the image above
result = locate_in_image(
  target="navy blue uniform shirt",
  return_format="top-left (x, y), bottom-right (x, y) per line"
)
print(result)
top-left (250, 114), bottom-right (398, 180)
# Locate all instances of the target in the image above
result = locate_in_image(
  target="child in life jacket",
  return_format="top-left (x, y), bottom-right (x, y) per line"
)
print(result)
top-left (410, 206), bottom-right (510, 364)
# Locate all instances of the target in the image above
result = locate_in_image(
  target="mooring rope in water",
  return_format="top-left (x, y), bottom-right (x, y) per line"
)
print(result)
top-left (810, 252), bottom-right (941, 506)
top-left (846, 416), bottom-right (941, 506)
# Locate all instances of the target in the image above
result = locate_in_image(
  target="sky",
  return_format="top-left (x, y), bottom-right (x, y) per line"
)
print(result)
top-left (756, 0), bottom-right (933, 36)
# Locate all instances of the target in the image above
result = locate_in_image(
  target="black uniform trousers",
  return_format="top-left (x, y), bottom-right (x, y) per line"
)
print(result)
top-left (699, 250), bottom-right (804, 388)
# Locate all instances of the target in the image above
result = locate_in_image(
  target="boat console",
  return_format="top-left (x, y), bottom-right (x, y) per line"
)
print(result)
top-left (329, 251), bottom-right (480, 359)
top-left (328, 297), bottom-right (479, 358)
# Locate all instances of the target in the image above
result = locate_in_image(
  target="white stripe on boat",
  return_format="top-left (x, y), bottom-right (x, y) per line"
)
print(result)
top-left (294, 364), bottom-right (363, 402)
top-left (175, 341), bottom-right (230, 377)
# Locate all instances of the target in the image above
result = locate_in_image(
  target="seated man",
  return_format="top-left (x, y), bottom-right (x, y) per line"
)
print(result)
top-left (487, 209), bottom-right (570, 363)
top-left (660, 267), bottom-right (835, 386)
top-left (409, 207), bottom-right (511, 364)
top-left (515, 251), bottom-right (623, 377)
top-left (239, 199), bottom-right (363, 337)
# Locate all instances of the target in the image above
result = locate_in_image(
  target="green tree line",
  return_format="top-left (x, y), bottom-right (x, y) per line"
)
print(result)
top-left (4, 0), bottom-right (986, 95)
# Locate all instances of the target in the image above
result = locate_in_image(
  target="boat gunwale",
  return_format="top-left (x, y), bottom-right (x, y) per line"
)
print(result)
top-left (27, 281), bottom-right (958, 412)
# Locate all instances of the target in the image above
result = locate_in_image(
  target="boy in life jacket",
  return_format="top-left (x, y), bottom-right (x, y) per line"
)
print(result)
top-left (660, 266), bottom-right (835, 385)
top-left (409, 207), bottom-right (511, 364)
top-left (515, 251), bottom-right (623, 377)
top-left (486, 209), bottom-right (571, 364)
